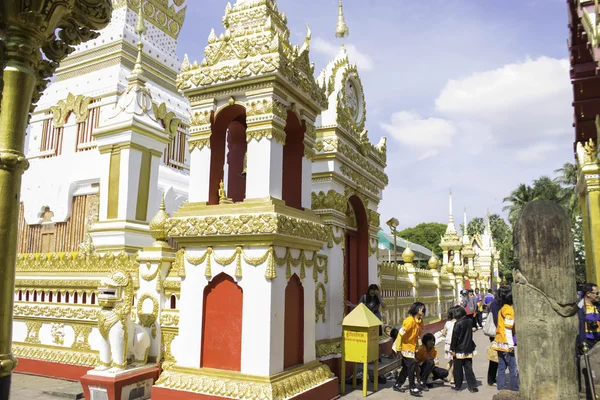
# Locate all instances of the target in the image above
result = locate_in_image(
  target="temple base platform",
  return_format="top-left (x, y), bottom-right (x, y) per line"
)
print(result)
top-left (80, 364), bottom-right (160, 400)
top-left (151, 360), bottom-right (339, 400)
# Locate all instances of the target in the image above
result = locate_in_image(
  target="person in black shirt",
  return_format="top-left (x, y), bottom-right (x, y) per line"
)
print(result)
top-left (450, 306), bottom-right (478, 393)
top-left (346, 284), bottom-right (387, 335)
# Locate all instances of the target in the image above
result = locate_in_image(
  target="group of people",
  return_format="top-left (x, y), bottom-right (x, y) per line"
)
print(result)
top-left (388, 286), bottom-right (519, 397)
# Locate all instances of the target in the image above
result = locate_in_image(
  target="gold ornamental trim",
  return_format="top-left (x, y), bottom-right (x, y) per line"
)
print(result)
top-left (16, 251), bottom-right (139, 273)
top-left (315, 337), bottom-right (342, 358)
top-left (13, 342), bottom-right (97, 367)
top-left (167, 213), bottom-right (328, 243)
top-left (160, 311), bottom-right (179, 327)
top-left (14, 304), bottom-right (99, 322)
top-left (50, 93), bottom-right (94, 128)
top-left (154, 360), bottom-right (334, 400)
top-left (112, 0), bottom-right (186, 39)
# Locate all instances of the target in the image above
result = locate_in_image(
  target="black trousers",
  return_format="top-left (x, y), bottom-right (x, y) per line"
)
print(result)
top-left (454, 357), bottom-right (477, 390)
top-left (420, 359), bottom-right (449, 382)
top-left (488, 337), bottom-right (498, 385)
top-left (396, 356), bottom-right (418, 389)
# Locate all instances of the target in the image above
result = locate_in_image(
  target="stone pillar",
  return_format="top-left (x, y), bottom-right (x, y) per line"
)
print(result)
top-left (513, 200), bottom-right (579, 399)
top-left (0, 1), bottom-right (112, 393)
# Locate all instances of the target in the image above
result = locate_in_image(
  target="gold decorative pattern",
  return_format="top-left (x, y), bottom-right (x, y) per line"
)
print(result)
top-left (16, 251), bottom-right (139, 273)
top-left (152, 102), bottom-right (182, 140)
top-left (272, 248), bottom-right (315, 280)
top-left (154, 361), bottom-right (334, 399)
top-left (190, 110), bottom-right (212, 126)
top-left (12, 343), bottom-right (97, 367)
top-left (167, 214), bottom-right (329, 242)
top-left (161, 330), bottom-right (177, 370)
top-left (315, 337), bottom-right (342, 358)
top-left (50, 93), bottom-right (93, 128)
top-left (315, 283), bottom-right (326, 323)
top-left (112, 0), bottom-right (187, 39)
top-left (246, 128), bottom-right (286, 145)
top-left (188, 138), bottom-right (211, 152)
top-left (14, 304), bottom-right (99, 322)
top-left (340, 164), bottom-right (379, 194)
top-left (313, 254), bottom-right (329, 283)
top-left (185, 246), bottom-right (275, 280)
top-left (15, 280), bottom-right (101, 290)
top-left (71, 325), bottom-right (93, 351)
top-left (326, 225), bottom-right (344, 248)
top-left (160, 312), bottom-right (179, 327)
top-left (312, 190), bottom-right (347, 213)
top-left (25, 321), bottom-right (42, 344)
top-left (137, 293), bottom-right (159, 329)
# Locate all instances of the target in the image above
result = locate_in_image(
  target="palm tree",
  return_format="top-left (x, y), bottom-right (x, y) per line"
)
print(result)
top-left (554, 162), bottom-right (579, 218)
top-left (502, 183), bottom-right (538, 225)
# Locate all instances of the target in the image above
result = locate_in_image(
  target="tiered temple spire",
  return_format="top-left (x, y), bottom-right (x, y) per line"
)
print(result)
top-left (335, 0), bottom-right (349, 38)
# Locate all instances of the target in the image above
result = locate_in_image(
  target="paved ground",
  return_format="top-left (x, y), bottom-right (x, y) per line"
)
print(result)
top-left (10, 373), bottom-right (83, 399)
top-left (341, 328), bottom-right (505, 399)
top-left (10, 328), bottom-right (509, 399)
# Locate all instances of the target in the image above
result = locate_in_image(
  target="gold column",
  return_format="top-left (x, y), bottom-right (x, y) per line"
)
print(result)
top-left (0, 1), bottom-right (112, 392)
top-left (587, 188), bottom-right (600, 283)
top-left (0, 63), bottom-right (35, 389)
top-left (580, 192), bottom-right (595, 282)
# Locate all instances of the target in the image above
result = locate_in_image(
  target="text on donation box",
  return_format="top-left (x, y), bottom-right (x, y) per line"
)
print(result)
top-left (90, 387), bottom-right (108, 400)
top-left (344, 326), bottom-right (379, 363)
top-left (123, 379), bottom-right (152, 400)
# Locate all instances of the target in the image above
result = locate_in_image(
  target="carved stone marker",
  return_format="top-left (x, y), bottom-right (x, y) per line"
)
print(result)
top-left (513, 200), bottom-right (579, 399)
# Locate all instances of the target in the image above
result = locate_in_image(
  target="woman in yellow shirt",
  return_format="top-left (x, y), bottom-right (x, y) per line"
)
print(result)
top-left (393, 302), bottom-right (426, 397)
top-left (491, 286), bottom-right (519, 392)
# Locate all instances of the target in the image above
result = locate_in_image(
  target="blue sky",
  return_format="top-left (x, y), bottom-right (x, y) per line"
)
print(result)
top-left (176, 0), bottom-right (573, 231)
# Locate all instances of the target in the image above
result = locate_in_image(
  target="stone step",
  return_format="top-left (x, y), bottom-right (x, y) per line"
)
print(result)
top-left (42, 382), bottom-right (84, 399)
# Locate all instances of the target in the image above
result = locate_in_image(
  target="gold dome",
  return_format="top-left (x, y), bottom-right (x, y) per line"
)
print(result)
top-left (428, 252), bottom-right (439, 270)
top-left (402, 243), bottom-right (414, 263)
top-left (149, 195), bottom-right (169, 247)
top-left (446, 262), bottom-right (454, 274)
top-left (335, 0), bottom-right (349, 38)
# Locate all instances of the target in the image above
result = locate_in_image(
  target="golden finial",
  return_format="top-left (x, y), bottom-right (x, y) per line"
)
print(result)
top-left (335, 0), bottom-right (349, 39)
top-left (428, 250), bottom-right (439, 270)
top-left (130, 1), bottom-right (146, 77)
top-left (149, 194), bottom-right (170, 248)
top-left (402, 240), bottom-right (414, 264)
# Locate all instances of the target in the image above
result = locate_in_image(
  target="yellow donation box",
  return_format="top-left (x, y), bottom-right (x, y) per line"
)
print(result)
top-left (341, 303), bottom-right (382, 396)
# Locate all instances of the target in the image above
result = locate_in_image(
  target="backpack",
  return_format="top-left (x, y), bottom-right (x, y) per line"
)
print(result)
top-left (483, 312), bottom-right (496, 337)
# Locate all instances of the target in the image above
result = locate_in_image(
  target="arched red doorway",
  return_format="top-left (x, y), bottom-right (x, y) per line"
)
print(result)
top-left (201, 273), bottom-right (243, 371)
top-left (282, 111), bottom-right (305, 210)
top-left (284, 274), bottom-right (304, 369)
top-left (344, 195), bottom-right (369, 314)
top-left (208, 105), bottom-right (247, 205)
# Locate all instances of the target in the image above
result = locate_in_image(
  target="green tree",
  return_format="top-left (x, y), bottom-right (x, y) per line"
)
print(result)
top-left (554, 162), bottom-right (579, 219)
top-left (502, 183), bottom-right (538, 225)
top-left (398, 222), bottom-right (447, 261)
top-left (489, 214), bottom-right (511, 244)
top-left (460, 217), bottom-right (484, 237)
top-left (532, 176), bottom-right (563, 202)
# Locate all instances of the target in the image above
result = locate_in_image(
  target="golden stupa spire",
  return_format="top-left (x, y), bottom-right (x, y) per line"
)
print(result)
top-left (335, 0), bottom-right (349, 39)
top-left (130, 1), bottom-right (147, 78)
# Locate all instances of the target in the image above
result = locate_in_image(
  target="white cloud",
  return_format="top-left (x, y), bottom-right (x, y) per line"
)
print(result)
top-left (435, 57), bottom-right (571, 132)
top-left (380, 111), bottom-right (456, 159)
top-left (515, 142), bottom-right (560, 162)
top-left (385, 57), bottom-right (571, 157)
top-left (312, 37), bottom-right (374, 71)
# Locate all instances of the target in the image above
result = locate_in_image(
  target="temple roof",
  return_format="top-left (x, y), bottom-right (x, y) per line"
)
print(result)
top-left (177, 0), bottom-right (327, 110)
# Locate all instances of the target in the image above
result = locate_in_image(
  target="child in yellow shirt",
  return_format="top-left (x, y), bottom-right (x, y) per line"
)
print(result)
top-left (392, 302), bottom-right (426, 397)
top-left (416, 333), bottom-right (449, 389)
